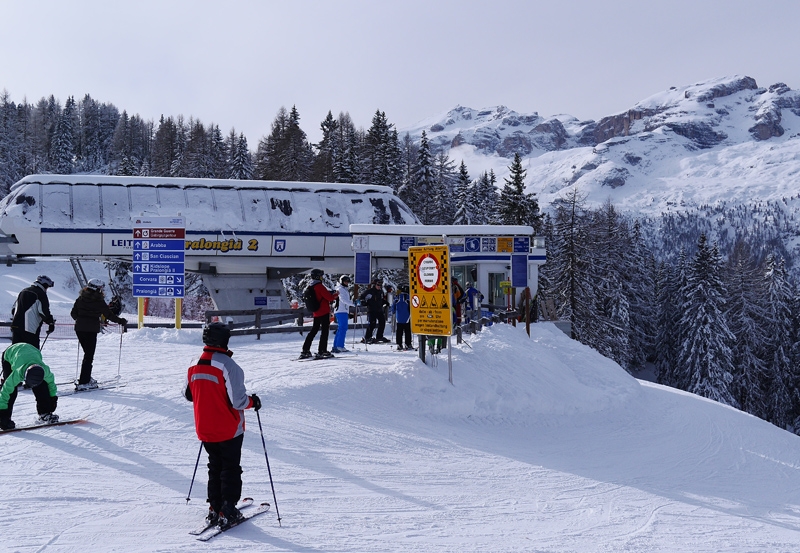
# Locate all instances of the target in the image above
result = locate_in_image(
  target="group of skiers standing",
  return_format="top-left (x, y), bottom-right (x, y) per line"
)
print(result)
top-left (297, 269), bottom-right (483, 358)
top-left (1, 275), bottom-right (127, 431)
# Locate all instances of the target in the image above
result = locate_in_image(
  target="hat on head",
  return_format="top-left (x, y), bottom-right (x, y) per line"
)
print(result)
top-left (24, 365), bottom-right (45, 388)
top-left (339, 275), bottom-right (351, 284)
top-left (203, 322), bottom-right (231, 349)
top-left (310, 268), bottom-right (324, 278)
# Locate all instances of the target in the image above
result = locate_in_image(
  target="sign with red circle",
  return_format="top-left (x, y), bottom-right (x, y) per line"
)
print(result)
top-left (417, 253), bottom-right (440, 292)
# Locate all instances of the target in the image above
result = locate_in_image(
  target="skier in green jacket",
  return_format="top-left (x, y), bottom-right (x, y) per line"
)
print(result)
top-left (0, 343), bottom-right (59, 430)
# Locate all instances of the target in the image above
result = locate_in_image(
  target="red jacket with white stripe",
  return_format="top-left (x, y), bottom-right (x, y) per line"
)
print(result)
top-left (184, 346), bottom-right (255, 443)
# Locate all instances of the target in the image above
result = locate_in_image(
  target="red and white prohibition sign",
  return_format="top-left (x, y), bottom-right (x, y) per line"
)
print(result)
top-left (417, 253), bottom-right (440, 292)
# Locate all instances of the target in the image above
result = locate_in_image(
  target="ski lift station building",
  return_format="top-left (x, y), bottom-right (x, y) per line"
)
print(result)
top-left (0, 175), bottom-right (546, 311)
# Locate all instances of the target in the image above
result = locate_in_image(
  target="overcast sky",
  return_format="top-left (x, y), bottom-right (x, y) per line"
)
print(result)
top-left (2, 0), bottom-right (799, 145)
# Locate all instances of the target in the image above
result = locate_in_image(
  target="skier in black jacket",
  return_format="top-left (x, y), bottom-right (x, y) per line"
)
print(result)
top-left (360, 279), bottom-right (390, 343)
top-left (10, 275), bottom-right (56, 349)
top-left (70, 279), bottom-right (128, 390)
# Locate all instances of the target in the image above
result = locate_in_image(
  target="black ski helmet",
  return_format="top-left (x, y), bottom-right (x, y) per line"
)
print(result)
top-left (203, 322), bottom-right (231, 349)
top-left (25, 364), bottom-right (45, 388)
top-left (310, 268), bottom-right (324, 279)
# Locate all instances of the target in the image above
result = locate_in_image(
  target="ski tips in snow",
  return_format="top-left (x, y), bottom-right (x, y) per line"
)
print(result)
top-left (0, 418), bottom-right (87, 434)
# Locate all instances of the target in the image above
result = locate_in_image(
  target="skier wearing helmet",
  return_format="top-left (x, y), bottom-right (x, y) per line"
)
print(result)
top-left (0, 342), bottom-right (60, 430)
top-left (299, 269), bottom-right (338, 359)
top-left (70, 279), bottom-right (128, 390)
top-left (10, 275), bottom-right (56, 349)
top-left (184, 322), bottom-right (261, 528)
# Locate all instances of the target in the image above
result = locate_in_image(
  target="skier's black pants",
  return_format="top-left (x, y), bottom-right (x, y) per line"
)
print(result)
top-left (396, 322), bottom-right (412, 348)
top-left (365, 310), bottom-right (386, 340)
top-left (76, 330), bottom-right (98, 384)
top-left (302, 314), bottom-right (330, 353)
top-left (1, 351), bottom-right (55, 417)
top-left (203, 433), bottom-right (244, 509)
top-left (11, 329), bottom-right (40, 350)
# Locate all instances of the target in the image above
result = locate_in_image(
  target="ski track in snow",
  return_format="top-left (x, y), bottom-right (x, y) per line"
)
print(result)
top-left (2, 262), bottom-right (800, 552)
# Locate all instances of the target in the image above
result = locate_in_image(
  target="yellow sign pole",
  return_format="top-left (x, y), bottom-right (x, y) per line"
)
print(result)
top-left (137, 297), bottom-right (144, 329)
top-left (175, 298), bottom-right (182, 329)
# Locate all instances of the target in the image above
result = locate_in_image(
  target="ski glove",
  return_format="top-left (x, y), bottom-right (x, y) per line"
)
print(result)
top-left (250, 394), bottom-right (262, 411)
top-left (47, 323), bottom-right (55, 334)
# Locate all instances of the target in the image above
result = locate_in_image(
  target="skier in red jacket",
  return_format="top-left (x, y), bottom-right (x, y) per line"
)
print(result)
top-left (300, 268), bottom-right (338, 359)
top-left (184, 322), bottom-right (261, 527)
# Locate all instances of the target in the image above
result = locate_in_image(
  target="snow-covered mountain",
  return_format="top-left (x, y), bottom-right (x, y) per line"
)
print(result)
top-left (402, 75), bottom-right (800, 217)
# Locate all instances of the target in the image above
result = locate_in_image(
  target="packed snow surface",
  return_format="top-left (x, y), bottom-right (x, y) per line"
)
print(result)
top-left (2, 261), bottom-right (800, 552)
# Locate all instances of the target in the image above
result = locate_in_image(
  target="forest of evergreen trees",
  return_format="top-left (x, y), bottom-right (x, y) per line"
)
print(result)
top-left (1, 92), bottom-right (798, 435)
top-left (539, 191), bottom-right (800, 434)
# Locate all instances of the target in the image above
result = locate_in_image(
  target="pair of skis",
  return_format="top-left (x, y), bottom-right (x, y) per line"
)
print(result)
top-left (57, 376), bottom-right (127, 397)
top-left (189, 497), bottom-right (271, 541)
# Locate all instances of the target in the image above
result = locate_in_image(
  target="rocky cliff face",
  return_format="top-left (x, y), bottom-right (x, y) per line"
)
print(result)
top-left (411, 75), bottom-right (800, 159)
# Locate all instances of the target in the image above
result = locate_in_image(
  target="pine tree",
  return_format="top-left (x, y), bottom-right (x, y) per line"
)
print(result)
top-left (453, 161), bottom-right (472, 225)
top-left (311, 111), bottom-right (339, 183)
top-left (362, 110), bottom-right (402, 188)
top-left (622, 219), bottom-right (657, 371)
top-left (283, 105), bottom-right (314, 181)
top-left (228, 131), bottom-right (252, 180)
top-left (431, 151), bottom-right (457, 224)
top-left (0, 90), bottom-right (22, 193)
top-left (548, 189), bottom-right (593, 341)
top-left (332, 112), bottom-right (361, 184)
top-left (762, 253), bottom-right (795, 428)
top-left (725, 244), bottom-right (770, 418)
top-left (169, 116), bottom-right (187, 177)
top-left (398, 132), bottom-right (418, 196)
top-left (470, 171), bottom-right (497, 224)
top-left (151, 116), bottom-right (178, 177)
top-left (678, 234), bottom-right (737, 407)
top-left (208, 124), bottom-right (228, 178)
top-left (399, 131), bottom-right (435, 223)
top-left (497, 153), bottom-right (541, 229)
top-left (50, 96), bottom-right (75, 174)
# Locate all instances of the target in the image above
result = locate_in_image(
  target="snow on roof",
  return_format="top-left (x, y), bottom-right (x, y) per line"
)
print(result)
top-left (2, 175), bottom-right (419, 233)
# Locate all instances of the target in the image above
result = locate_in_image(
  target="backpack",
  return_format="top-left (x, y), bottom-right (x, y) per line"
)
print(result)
top-left (302, 283), bottom-right (320, 313)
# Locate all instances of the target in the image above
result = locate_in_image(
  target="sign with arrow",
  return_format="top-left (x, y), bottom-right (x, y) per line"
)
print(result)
top-left (132, 216), bottom-right (185, 298)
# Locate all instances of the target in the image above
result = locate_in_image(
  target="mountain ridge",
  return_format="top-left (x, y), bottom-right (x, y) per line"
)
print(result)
top-left (400, 75), bottom-right (800, 217)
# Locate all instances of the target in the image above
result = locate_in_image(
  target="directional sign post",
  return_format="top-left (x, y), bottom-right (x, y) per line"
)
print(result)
top-left (132, 216), bottom-right (185, 328)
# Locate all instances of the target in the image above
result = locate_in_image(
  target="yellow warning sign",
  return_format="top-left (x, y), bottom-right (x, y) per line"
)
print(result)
top-left (408, 245), bottom-right (452, 336)
top-left (497, 236), bottom-right (513, 252)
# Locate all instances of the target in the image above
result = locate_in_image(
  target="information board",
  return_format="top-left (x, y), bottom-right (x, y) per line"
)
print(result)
top-left (132, 216), bottom-right (185, 298)
top-left (408, 245), bottom-right (452, 336)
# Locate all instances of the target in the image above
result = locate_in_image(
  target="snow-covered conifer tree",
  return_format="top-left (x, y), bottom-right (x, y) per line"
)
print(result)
top-left (678, 234), bottom-right (737, 407)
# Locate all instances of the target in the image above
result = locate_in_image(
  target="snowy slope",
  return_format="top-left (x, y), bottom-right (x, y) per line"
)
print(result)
top-left (3, 260), bottom-right (800, 552)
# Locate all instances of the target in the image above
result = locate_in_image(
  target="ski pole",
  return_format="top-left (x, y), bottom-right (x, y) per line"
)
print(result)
top-left (40, 332), bottom-right (50, 350)
top-left (75, 340), bottom-right (81, 381)
top-left (255, 409), bottom-right (282, 527)
top-left (186, 441), bottom-right (204, 503)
